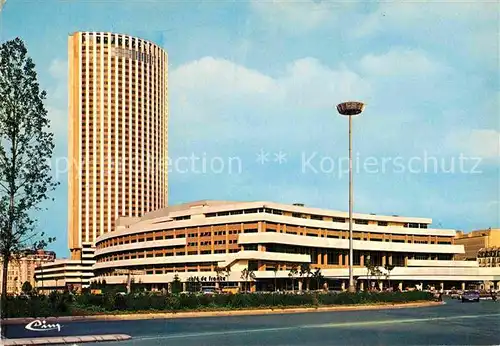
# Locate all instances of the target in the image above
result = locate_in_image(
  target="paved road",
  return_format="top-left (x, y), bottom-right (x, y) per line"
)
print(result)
top-left (5, 300), bottom-right (500, 345)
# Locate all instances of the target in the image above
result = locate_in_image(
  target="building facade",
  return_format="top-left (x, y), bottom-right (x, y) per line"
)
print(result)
top-left (34, 243), bottom-right (95, 293)
top-left (478, 247), bottom-right (500, 267)
top-left (454, 229), bottom-right (500, 261)
top-left (0, 250), bottom-right (56, 294)
top-left (68, 32), bottom-right (169, 261)
top-left (92, 200), bottom-right (500, 292)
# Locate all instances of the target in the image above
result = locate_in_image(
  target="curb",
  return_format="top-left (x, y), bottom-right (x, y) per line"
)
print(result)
top-left (2, 301), bottom-right (442, 325)
top-left (1, 334), bottom-right (131, 345)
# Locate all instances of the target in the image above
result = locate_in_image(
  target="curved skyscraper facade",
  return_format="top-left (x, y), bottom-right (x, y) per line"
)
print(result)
top-left (68, 32), bottom-right (168, 259)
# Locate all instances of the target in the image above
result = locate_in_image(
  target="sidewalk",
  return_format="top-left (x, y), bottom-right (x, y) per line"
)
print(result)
top-left (3, 301), bottom-right (442, 325)
top-left (1, 334), bottom-right (131, 345)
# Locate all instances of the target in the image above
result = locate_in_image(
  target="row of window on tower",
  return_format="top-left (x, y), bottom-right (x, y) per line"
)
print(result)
top-left (81, 33), bottom-right (159, 54)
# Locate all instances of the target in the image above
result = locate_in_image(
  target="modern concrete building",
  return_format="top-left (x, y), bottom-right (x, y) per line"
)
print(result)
top-left (478, 246), bottom-right (500, 267)
top-left (454, 228), bottom-right (500, 261)
top-left (34, 243), bottom-right (95, 293)
top-left (92, 200), bottom-right (500, 292)
top-left (0, 250), bottom-right (55, 294)
top-left (67, 32), bottom-right (169, 261)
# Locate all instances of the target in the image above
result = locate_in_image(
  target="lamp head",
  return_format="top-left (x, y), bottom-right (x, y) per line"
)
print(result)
top-left (336, 101), bottom-right (365, 116)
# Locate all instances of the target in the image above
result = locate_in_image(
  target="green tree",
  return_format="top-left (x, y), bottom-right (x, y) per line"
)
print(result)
top-left (223, 265), bottom-right (231, 285)
top-left (272, 265), bottom-right (278, 291)
top-left (224, 266), bottom-right (231, 278)
top-left (365, 257), bottom-right (375, 291)
top-left (89, 280), bottom-right (98, 289)
top-left (311, 268), bottom-right (324, 290)
top-left (214, 266), bottom-right (224, 282)
top-left (288, 264), bottom-right (299, 293)
top-left (171, 274), bottom-right (182, 294)
top-left (21, 280), bottom-right (32, 294)
top-left (240, 268), bottom-right (256, 292)
top-left (299, 264), bottom-right (313, 291)
top-left (0, 38), bottom-right (58, 321)
top-left (186, 276), bottom-right (194, 292)
top-left (384, 264), bottom-right (396, 290)
top-left (214, 265), bottom-right (231, 291)
top-left (365, 258), bottom-right (383, 291)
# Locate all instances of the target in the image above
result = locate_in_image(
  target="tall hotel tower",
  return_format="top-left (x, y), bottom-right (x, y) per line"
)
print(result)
top-left (68, 32), bottom-right (168, 260)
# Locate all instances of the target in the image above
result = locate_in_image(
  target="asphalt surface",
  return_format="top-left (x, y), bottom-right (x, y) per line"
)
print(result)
top-left (4, 299), bottom-right (500, 345)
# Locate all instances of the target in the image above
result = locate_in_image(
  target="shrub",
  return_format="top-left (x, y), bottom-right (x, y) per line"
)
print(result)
top-left (21, 281), bottom-right (33, 295)
top-left (165, 295), bottom-right (182, 311)
top-left (1, 290), bottom-right (434, 317)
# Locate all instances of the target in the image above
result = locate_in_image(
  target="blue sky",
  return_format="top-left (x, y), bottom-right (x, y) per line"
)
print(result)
top-left (1, 0), bottom-right (499, 257)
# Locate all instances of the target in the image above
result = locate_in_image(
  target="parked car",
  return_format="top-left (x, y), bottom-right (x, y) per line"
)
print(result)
top-left (201, 286), bottom-right (218, 295)
top-left (221, 287), bottom-right (240, 294)
top-left (449, 290), bottom-right (463, 299)
top-left (461, 290), bottom-right (480, 303)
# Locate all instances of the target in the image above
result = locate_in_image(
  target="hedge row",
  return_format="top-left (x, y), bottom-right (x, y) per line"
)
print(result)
top-left (2, 291), bottom-right (73, 318)
top-left (1, 291), bottom-right (434, 318)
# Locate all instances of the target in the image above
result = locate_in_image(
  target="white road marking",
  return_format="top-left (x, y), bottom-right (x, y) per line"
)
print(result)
top-left (135, 313), bottom-right (500, 341)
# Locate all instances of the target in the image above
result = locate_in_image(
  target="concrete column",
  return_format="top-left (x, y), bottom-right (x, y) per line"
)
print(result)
top-left (398, 282), bottom-right (403, 291)
top-left (341, 281), bottom-right (346, 291)
top-left (461, 282), bottom-right (466, 290)
top-left (215, 282), bottom-right (220, 289)
top-left (182, 282), bottom-right (186, 292)
top-left (379, 281), bottom-right (383, 291)
top-left (298, 280), bottom-right (303, 292)
top-left (360, 281), bottom-right (364, 291)
top-left (382, 255), bottom-right (386, 266)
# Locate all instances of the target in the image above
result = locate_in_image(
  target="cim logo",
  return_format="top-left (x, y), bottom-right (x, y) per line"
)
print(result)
top-left (25, 319), bottom-right (62, 332)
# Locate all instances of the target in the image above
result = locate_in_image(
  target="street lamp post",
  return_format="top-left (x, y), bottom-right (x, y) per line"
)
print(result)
top-left (336, 101), bottom-right (365, 293)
